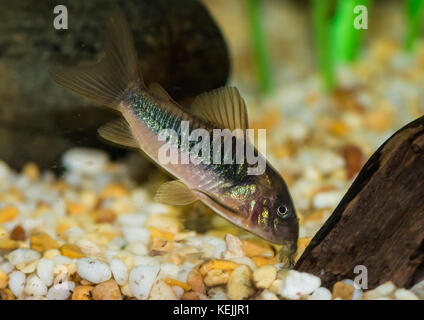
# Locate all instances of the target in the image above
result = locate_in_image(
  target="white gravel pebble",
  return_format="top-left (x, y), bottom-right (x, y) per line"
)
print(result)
top-left (313, 190), bottom-right (344, 209)
top-left (394, 288), bottom-right (419, 300)
top-left (307, 287), bottom-right (332, 300)
top-left (53, 255), bottom-right (72, 266)
top-left (8, 271), bottom-right (26, 297)
top-left (0, 261), bottom-right (14, 274)
top-left (76, 258), bottom-right (111, 284)
top-left (133, 256), bottom-right (160, 267)
top-left (62, 148), bottom-right (109, 175)
top-left (123, 227), bottom-right (150, 244)
top-left (37, 258), bottom-right (55, 287)
top-left (107, 237), bottom-right (126, 250)
top-left (410, 280), bottom-right (424, 299)
top-left (24, 275), bottom-right (48, 297)
top-left (117, 213), bottom-right (147, 227)
top-left (8, 248), bottom-right (41, 266)
top-left (75, 239), bottom-right (102, 257)
top-left (278, 270), bottom-right (321, 299)
top-left (159, 263), bottom-right (180, 279)
top-left (129, 264), bottom-right (160, 300)
top-left (46, 281), bottom-right (75, 300)
top-left (125, 242), bottom-right (148, 255)
top-left (110, 258), bottom-right (129, 285)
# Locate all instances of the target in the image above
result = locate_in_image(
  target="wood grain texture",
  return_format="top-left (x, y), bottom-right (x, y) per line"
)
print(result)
top-left (295, 116), bottom-right (424, 289)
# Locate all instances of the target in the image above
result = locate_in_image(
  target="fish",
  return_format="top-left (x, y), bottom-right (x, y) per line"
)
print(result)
top-left (49, 11), bottom-right (299, 257)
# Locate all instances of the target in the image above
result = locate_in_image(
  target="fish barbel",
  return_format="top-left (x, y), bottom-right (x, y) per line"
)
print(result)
top-left (50, 11), bottom-right (299, 255)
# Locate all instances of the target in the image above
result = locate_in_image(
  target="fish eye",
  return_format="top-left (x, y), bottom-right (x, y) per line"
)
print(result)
top-left (277, 205), bottom-right (290, 218)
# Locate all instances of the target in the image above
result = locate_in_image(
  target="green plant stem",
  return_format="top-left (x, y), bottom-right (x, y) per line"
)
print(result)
top-left (246, 0), bottom-right (273, 95)
top-left (405, 0), bottom-right (424, 51)
top-left (332, 0), bottom-right (370, 62)
top-left (312, 0), bottom-right (334, 92)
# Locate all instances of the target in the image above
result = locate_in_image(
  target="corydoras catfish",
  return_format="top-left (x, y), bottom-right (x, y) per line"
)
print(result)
top-left (50, 11), bottom-right (299, 257)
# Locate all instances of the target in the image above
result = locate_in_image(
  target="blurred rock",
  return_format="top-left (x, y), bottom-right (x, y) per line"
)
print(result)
top-left (0, 0), bottom-right (229, 169)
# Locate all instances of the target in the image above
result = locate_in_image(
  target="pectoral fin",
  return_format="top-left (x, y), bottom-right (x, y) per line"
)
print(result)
top-left (154, 180), bottom-right (198, 205)
top-left (98, 118), bottom-right (138, 148)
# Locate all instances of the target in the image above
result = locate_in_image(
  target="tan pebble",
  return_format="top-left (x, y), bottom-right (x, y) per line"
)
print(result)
top-left (150, 239), bottom-right (174, 255)
top-left (166, 253), bottom-right (183, 265)
top-left (222, 234), bottom-right (245, 259)
top-left (80, 190), bottom-right (98, 209)
top-left (163, 278), bottom-right (191, 291)
top-left (199, 259), bottom-right (239, 275)
top-left (149, 281), bottom-right (178, 300)
top-left (110, 198), bottom-right (134, 214)
top-left (10, 225), bottom-right (26, 241)
top-left (253, 265), bottom-right (277, 289)
top-left (204, 269), bottom-right (230, 287)
top-left (92, 280), bottom-right (122, 300)
top-left (148, 227), bottom-right (174, 241)
top-left (66, 201), bottom-right (89, 216)
top-left (362, 281), bottom-right (396, 300)
top-left (30, 232), bottom-right (59, 252)
top-left (60, 244), bottom-right (84, 259)
top-left (0, 238), bottom-right (19, 250)
top-left (56, 222), bottom-right (71, 240)
top-left (43, 249), bottom-right (61, 260)
top-left (146, 215), bottom-right (182, 234)
top-left (187, 268), bottom-right (206, 294)
top-left (0, 227), bottom-right (8, 239)
top-left (259, 290), bottom-right (279, 300)
top-left (93, 208), bottom-right (117, 223)
top-left (0, 288), bottom-right (15, 300)
top-left (364, 100), bottom-right (394, 132)
top-left (101, 183), bottom-right (129, 198)
top-left (72, 285), bottom-right (94, 300)
top-left (0, 206), bottom-right (19, 224)
top-left (0, 270), bottom-right (8, 289)
top-left (227, 265), bottom-right (254, 300)
top-left (269, 279), bottom-right (283, 294)
top-left (332, 281), bottom-right (354, 300)
top-left (120, 283), bottom-right (134, 298)
top-left (22, 162), bottom-right (40, 180)
top-left (80, 279), bottom-right (94, 286)
top-left (173, 231), bottom-right (196, 241)
top-left (341, 144), bottom-right (364, 179)
top-left (16, 260), bottom-right (38, 273)
top-left (251, 256), bottom-right (278, 267)
top-left (182, 291), bottom-right (203, 300)
top-left (241, 240), bottom-right (274, 257)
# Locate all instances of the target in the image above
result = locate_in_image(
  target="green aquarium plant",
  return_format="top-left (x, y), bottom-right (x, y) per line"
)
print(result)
top-left (312, 0), bottom-right (335, 91)
top-left (405, 0), bottom-right (424, 51)
top-left (246, 0), bottom-right (273, 95)
top-left (332, 0), bottom-right (370, 62)
top-left (312, 0), bottom-right (371, 91)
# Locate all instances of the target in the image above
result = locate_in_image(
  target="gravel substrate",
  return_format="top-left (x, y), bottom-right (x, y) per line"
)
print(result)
top-left (2, 24), bottom-right (424, 299)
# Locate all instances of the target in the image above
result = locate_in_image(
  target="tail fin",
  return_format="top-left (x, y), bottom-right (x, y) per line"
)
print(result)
top-left (49, 10), bottom-right (144, 108)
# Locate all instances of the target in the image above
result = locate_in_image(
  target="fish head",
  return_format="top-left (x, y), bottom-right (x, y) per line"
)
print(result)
top-left (247, 169), bottom-right (299, 256)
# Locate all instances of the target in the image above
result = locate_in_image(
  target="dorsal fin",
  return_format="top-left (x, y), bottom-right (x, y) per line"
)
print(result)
top-left (191, 87), bottom-right (249, 132)
top-left (154, 180), bottom-right (198, 205)
top-left (149, 82), bottom-right (173, 101)
top-left (98, 118), bottom-right (138, 148)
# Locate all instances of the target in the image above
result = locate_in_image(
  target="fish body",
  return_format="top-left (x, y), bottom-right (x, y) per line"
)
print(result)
top-left (50, 11), bottom-right (299, 255)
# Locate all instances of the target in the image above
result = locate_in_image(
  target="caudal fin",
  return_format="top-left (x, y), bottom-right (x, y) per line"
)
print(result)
top-left (49, 10), bottom-right (144, 108)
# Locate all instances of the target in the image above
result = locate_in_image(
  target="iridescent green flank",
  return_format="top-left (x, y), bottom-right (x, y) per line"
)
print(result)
top-left (125, 89), bottom-right (251, 183)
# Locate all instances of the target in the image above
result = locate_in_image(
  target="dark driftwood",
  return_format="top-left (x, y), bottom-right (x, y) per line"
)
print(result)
top-left (295, 116), bottom-right (424, 289)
